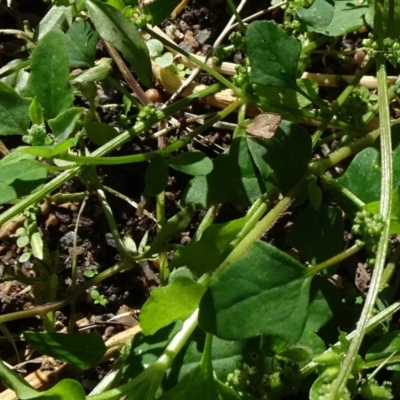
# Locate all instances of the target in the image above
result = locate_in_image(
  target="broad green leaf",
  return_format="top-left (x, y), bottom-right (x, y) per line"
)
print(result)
top-left (255, 78), bottom-right (319, 109)
top-left (323, 0), bottom-right (368, 36)
top-left (24, 331), bottom-right (107, 370)
top-left (170, 217), bottom-right (246, 276)
top-left (66, 18), bottom-right (99, 68)
top-left (39, 379), bottom-right (86, 399)
top-left (0, 81), bottom-right (31, 135)
top-left (337, 126), bottom-right (400, 203)
top-left (365, 187), bottom-right (400, 234)
top-left (286, 205), bottom-right (343, 266)
top-left (199, 241), bottom-right (312, 342)
top-left (247, 21), bottom-right (301, 89)
top-left (122, 323), bottom-right (269, 396)
top-left (140, 276), bottom-right (207, 335)
top-left (305, 277), bottom-right (342, 332)
top-left (33, 5), bottom-right (72, 41)
top-left (297, 0), bottom-right (335, 33)
top-left (246, 120), bottom-right (312, 193)
top-left (167, 151), bottom-right (213, 176)
top-left (84, 121), bottom-right (119, 146)
top-left (158, 365), bottom-right (219, 400)
top-left (365, 330), bottom-right (400, 370)
top-left (86, 0), bottom-right (152, 87)
top-left (145, 155), bottom-right (169, 196)
top-left (145, 0), bottom-right (182, 25)
top-left (182, 137), bottom-right (263, 207)
top-left (28, 30), bottom-right (74, 120)
top-left (0, 158), bottom-right (47, 205)
top-left (48, 107), bottom-right (83, 141)
top-left (20, 137), bottom-right (78, 158)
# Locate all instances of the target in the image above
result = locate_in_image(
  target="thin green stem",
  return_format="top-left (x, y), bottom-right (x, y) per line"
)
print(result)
top-left (306, 243), bottom-right (365, 276)
top-left (58, 99), bottom-right (244, 165)
top-left (193, 204), bottom-right (221, 242)
top-left (226, 0), bottom-right (246, 32)
top-left (329, 54), bottom-right (393, 400)
top-left (380, 241), bottom-right (400, 290)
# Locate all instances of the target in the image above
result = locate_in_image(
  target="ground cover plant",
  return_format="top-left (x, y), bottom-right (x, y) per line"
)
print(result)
top-left (2, 0), bottom-right (400, 398)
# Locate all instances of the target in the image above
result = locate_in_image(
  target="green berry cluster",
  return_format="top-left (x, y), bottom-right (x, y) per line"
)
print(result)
top-left (229, 31), bottom-right (247, 53)
top-left (363, 34), bottom-right (400, 66)
top-left (232, 64), bottom-right (251, 91)
top-left (337, 86), bottom-right (374, 127)
top-left (132, 12), bottom-right (152, 28)
top-left (212, 45), bottom-right (232, 66)
top-left (136, 104), bottom-right (157, 125)
top-left (353, 210), bottom-right (386, 266)
top-left (359, 378), bottom-right (393, 400)
top-left (23, 124), bottom-right (52, 146)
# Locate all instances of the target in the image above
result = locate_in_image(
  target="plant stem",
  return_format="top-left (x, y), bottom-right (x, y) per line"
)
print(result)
top-left (306, 242), bottom-right (365, 276)
top-left (226, 0), bottom-right (246, 33)
top-left (0, 83), bottom-right (223, 226)
top-left (59, 99), bottom-right (244, 165)
top-left (329, 53), bottom-right (393, 399)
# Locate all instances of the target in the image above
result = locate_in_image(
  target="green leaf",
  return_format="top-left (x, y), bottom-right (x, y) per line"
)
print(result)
top-left (146, 39), bottom-right (163, 57)
top-left (140, 275), bottom-right (207, 335)
top-left (364, 187), bottom-right (400, 234)
top-left (199, 241), bottom-right (312, 342)
top-left (182, 137), bottom-right (263, 207)
top-left (286, 205), bottom-right (343, 266)
top-left (70, 58), bottom-right (113, 84)
top-left (246, 120), bottom-right (312, 193)
top-left (48, 107), bottom-right (83, 141)
top-left (0, 358), bottom-right (39, 399)
top-left (306, 277), bottom-right (341, 332)
top-left (373, 0), bottom-right (400, 40)
top-left (122, 324), bottom-right (268, 396)
top-left (170, 217), bottom-right (246, 276)
top-left (86, 0), bottom-right (152, 87)
top-left (84, 121), bottom-right (119, 146)
top-left (33, 5), bottom-right (72, 41)
top-left (167, 151), bottom-right (213, 176)
top-left (214, 379), bottom-right (242, 400)
top-left (39, 379), bottom-right (86, 399)
top-left (255, 78), bottom-right (319, 109)
top-left (0, 81), bottom-right (31, 135)
top-left (24, 331), bottom-right (107, 370)
top-left (29, 98), bottom-right (44, 126)
top-left (28, 30), bottom-right (74, 120)
top-left (0, 158), bottom-right (47, 205)
top-left (159, 364), bottom-right (219, 400)
top-left (297, 0), bottom-right (335, 32)
top-left (145, 0), bottom-right (182, 25)
top-left (145, 155), bottom-right (169, 196)
top-left (365, 330), bottom-right (400, 369)
top-left (337, 126), bottom-right (400, 203)
top-left (247, 21), bottom-right (301, 89)
top-left (66, 18), bottom-right (99, 68)
top-left (20, 137), bottom-right (78, 158)
top-left (323, 0), bottom-right (368, 37)
top-left (155, 52), bottom-right (174, 68)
